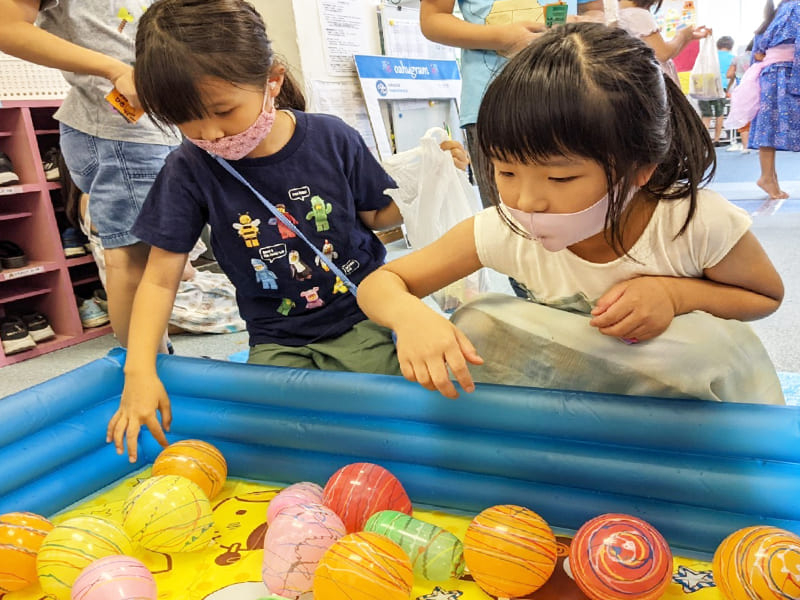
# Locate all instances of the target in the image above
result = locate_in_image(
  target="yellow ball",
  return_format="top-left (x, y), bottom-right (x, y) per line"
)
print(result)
top-left (463, 504), bottom-right (557, 598)
top-left (122, 475), bottom-right (215, 552)
top-left (314, 531), bottom-right (413, 600)
top-left (152, 439), bottom-right (227, 500)
top-left (36, 515), bottom-right (132, 600)
top-left (713, 525), bottom-right (800, 600)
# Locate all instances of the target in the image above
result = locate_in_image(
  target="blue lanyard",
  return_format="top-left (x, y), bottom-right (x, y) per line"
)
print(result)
top-left (213, 155), bottom-right (358, 296)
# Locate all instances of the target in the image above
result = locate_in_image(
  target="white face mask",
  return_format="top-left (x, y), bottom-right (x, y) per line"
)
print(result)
top-left (503, 187), bottom-right (636, 252)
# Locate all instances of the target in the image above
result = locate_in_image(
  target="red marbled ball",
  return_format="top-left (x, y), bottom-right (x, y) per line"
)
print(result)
top-left (322, 462), bottom-right (412, 533)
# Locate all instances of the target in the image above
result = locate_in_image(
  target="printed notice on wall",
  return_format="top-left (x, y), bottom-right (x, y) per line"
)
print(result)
top-left (317, 0), bottom-right (374, 76)
top-left (310, 79), bottom-right (378, 156)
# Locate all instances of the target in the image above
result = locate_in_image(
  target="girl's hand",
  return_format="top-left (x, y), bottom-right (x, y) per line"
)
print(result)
top-left (589, 277), bottom-right (677, 342)
top-left (496, 21), bottom-right (547, 57)
top-left (691, 25), bottom-right (711, 40)
top-left (107, 373), bottom-right (172, 463)
top-left (393, 307), bottom-right (483, 399)
top-left (440, 140), bottom-right (469, 171)
top-left (109, 65), bottom-right (141, 109)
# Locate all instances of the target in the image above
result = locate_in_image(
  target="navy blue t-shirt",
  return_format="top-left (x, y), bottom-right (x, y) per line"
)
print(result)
top-left (132, 110), bottom-right (396, 346)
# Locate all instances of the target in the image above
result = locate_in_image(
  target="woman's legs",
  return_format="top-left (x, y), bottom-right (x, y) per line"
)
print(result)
top-left (757, 146), bottom-right (789, 200)
top-left (59, 125), bottom-right (175, 351)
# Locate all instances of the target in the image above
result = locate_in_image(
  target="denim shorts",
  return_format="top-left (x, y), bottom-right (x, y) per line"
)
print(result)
top-left (59, 124), bottom-right (176, 248)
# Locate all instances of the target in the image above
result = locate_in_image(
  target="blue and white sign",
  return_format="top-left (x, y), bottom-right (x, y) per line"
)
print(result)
top-left (354, 55), bottom-right (462, 159)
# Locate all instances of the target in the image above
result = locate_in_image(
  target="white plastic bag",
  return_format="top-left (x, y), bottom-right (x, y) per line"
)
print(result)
top-left (689, 36), bottom-right (724, 100)
top-left (381, 127), bottom-right (488, 313)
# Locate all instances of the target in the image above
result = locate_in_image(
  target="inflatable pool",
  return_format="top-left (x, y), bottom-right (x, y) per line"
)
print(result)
top-left (1, 347), bottom-right (799, 565)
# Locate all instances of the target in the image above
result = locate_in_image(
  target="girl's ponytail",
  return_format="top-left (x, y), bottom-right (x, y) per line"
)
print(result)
top-left (643, 74), bottom-right (716, 234)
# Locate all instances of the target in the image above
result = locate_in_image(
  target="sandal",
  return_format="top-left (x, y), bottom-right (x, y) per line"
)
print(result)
top-left (0, 240), bottom-right (28, 269)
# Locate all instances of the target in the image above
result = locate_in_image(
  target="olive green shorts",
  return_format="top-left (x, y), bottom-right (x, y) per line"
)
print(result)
top-left (248, 319), bottom-right (401, 375)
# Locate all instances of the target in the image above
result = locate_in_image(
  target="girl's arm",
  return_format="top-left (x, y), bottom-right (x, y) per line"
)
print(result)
top-left (421, 0), bottom-right (546, 56)
top-left (590, 231), bottom-right (783, 341)
top-left (642, 25), bottom-right (708, 62)
top-left (357, 217), bottom-right (484, 398)
top-left (107, 247), bottom-right (188, 462)
top-left (0, 0), bottom-right (137, 101)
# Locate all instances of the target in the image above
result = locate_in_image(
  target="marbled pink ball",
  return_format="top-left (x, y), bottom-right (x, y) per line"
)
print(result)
top-left (71, 555), bottom-right (156, 600)
top-left (262, 503), bottom-right (346, 599)
top-left (267, 482), bottom-right (325, 525)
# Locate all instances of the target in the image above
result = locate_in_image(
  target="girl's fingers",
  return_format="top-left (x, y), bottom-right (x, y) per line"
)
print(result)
top-left (444, 347), bottom-right (474, 394)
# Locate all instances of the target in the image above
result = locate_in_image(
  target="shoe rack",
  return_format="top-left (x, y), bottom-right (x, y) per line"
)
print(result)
top-left (0, 100), bottom-right (111, 367)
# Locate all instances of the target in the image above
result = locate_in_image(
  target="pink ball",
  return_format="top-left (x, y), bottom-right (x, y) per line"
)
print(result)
top-left (267, 482), bottom-right (325, 524)
top-left (322, 462), bottom-right (412, 533)
top-left (71, 555), bottom-right (156, 600)
top-left (263, 503), bottom-right (346, 599)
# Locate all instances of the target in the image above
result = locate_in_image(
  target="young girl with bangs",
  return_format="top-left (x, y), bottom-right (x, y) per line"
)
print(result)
top-left (357, 22), bottom-right (785, 405)
top-left (108, 0), bottom-right (411, 462)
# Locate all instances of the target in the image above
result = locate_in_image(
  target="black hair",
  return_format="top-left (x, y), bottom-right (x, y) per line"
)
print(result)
top-left (755, 0), bottom-right (777, 35)
top-left (717, 36), bottom-right (734, 50)
top-left (275, 64), bottom-right (306, 112)
top-left (135, 0), bottom-right (274, 125)
top-left (476, 22), bottom-right (715, 252)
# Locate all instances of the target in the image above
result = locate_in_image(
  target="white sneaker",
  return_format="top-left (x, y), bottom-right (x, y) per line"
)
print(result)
top-left (741, 148), bottom-right (752, 154)
top-left (726, 142), bottom-right (743, 152)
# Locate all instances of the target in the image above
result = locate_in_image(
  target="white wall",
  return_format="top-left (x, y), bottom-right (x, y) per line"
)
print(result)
top-left (252, 0), bottom-right (303, 92)
top-left (697, 0), bottom-right (769, 51)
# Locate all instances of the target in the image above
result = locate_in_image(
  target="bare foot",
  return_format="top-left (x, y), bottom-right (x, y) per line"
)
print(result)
top-left (757, 177), bottom-right (790, 200)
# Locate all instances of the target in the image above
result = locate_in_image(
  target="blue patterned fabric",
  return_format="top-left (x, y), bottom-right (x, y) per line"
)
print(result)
top-left (750, 0), bottom-right (800, 151)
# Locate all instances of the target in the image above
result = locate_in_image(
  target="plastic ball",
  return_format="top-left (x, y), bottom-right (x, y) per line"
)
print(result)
top-left (151, 439), bottom-right (227, 500)
top-left (570, 513), bottom-right (673, 600)
top-left (322, 462), bottom-right (412, 533)
top-left (364, 509), bottom-right (465, 581)
top-left (122, 474), bottom-right (216, 552)
top-left (0, 512), bottom-right (54, 593)
top-left (37, 515), bottom-right (133, 600)
top-left (713, 525), bottom-right (800, 600)
top-left (313, 531), bottom-right (413, 600)
top-left (262, 503), bottom-right (346, 599)
top-left (463, 504), bottom-right (557, 598)
top-left (266, 482), bottom-right (325, 524)
top-left (71, 555), bottom-right (157, 600)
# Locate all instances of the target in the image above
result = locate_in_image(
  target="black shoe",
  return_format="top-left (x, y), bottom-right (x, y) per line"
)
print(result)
top-left (42, 147), bottom-right (60, 182)
top-left (0, 240), bottom-right (28, 269)
top-left (21, 312), bottom-right (55, 342)
top-left (0, 152), bottom-right (20, 186)
top-left (0, 316), bottom-right (36, 355)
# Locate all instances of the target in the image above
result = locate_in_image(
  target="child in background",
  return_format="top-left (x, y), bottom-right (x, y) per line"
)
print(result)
top-left (357, 23), bottom-right (784, 406)
top-left (747, 0), bottom-right (799, 200)
top-left (697, 35), bottom-right (735, 147)
top-left (617, 0), bottom-right (710, 84)
top-left (108, 0), bottom-right (405, 462)
top-left (726, 40), bottom-right (754, 154)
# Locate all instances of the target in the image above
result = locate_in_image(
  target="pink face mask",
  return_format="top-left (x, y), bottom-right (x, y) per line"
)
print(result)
top-left (187, 87), bottom-right (276, 160)
top-left (503, 187), bottom-right (636, 252)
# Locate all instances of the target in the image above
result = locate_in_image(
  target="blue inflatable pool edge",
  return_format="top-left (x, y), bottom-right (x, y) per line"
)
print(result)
top-left (1, 348), bottom-right (799, 559)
